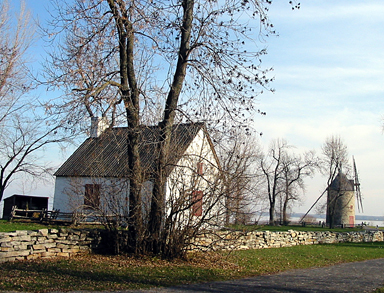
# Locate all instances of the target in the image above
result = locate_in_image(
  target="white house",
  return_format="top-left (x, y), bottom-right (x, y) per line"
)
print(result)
top-left (53, 120), bottom-right (222, 222)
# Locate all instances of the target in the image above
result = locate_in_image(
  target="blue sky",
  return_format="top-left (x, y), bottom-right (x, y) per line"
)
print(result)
top-left (255, 1), bottom-right (384, 217)
top-left (2, 0), bottom-right (384, 218)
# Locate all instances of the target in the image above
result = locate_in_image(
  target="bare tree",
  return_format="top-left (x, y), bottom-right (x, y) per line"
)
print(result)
top-left (217, 131), bottom-right (264, 226)
top-left (258, 139), bottom-right (319, 225)
top-left (0, 0), bottom-right (67, 203)
top-left (0, 0), bottom-right (33, 121)
top-left (279, 150), bottom-right (319, 225)
top-left (43, 0), bottom-right (274, 256)
top-left (321, 135), bottom-right (350, 186)
top-left (258, 139), bottom-right (288, 225)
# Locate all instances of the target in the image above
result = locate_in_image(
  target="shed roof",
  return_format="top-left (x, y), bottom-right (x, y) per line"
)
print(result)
top-left (54, 122), bottom-right (211, 178)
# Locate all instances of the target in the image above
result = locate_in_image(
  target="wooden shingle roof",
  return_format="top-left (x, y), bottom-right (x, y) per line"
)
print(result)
top-left (54, 122), bottom-right (206, 178)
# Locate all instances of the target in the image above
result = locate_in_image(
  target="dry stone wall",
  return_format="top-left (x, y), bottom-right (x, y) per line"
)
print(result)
top-left (0, 228), bottom-right (103, 263)
top-left (1, 228), bottom-right (383, 262)
top-left (191, 230), bottom-right (384, 251)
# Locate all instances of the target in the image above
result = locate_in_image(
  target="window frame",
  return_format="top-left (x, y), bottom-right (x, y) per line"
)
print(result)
top-left (192, 190), bottom-right (203, 216)
top-left (84, 184), bottom-right (101, 209)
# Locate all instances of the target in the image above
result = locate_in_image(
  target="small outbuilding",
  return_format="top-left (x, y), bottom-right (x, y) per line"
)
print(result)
top-left (2, 194), bottom-right (49, 220)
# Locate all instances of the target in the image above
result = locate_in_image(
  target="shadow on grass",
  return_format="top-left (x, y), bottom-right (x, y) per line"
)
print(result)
top-left (0, 258), bottom-right (225, 292)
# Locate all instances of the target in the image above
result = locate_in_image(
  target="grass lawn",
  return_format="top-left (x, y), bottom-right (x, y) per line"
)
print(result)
top-left (227, 223), bottom-right (370, 233)
top-left (1, 242), bottom-right (384, 292)
top-left (0, 219), bottom-right (63, 232)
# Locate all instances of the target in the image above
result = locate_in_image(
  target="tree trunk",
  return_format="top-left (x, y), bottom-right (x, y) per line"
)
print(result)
top-left (148, 0), bottom-right (194, 257)
top-left (126, 125), bottom-right (143, 253)
top-left (0, 185), bottom-right (4, 204)
top-left (282, 196), bottom-right (289, 225)
top-left (269, 202), bottom-right (275, 225)
top-left (106, 0), bottom-right (143, 253)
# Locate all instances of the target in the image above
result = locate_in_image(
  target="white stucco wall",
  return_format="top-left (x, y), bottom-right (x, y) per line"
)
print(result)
top-left (53, 176), bottom-right (129, 214)
top-left (165, 129), bottom-right (222, 225)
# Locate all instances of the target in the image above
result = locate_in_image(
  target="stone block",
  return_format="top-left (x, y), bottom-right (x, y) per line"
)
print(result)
top-left (41, 251), bottom-right (56, 258)
top-left (62, 247), bottom-right (80, 253)
top-left (1, 242), bottom-right (13, 248)
top-left (13, 244), bottom-right (28, 251)
top-left (0, 237), bottom-right (12, 243)
top-left (16, 230), bottom-right (28, 236)
top-left (0, 251), bottom-right (19, 258)
top-left (17, 250), bottom-right (32, 256)
top-left (67, 235), bottom-right (79, 241)
top-left (47, 248), bottom-right (62, 253)
top-left (38, 238), bottom-right (55, 244)
top-left (0, 247), bottom-right (13, 252)
top-left (44, 243), bottom-right (58, 249)
top-left (57, 252), bottom-right (70, 257)
top-left (56, 243), bottom-right (69, 249)
top-left (33, 244), bottom-right (47, 250)
top-left (26, 254), bottom-right (40, 260)
top-left (39, 229), bottom-right (49, 237)
top-left (18, 236), bottom-right (32, 242)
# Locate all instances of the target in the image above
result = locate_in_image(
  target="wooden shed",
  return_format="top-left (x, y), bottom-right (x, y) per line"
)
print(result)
top-left (2, 195), bottom-right (49, 220)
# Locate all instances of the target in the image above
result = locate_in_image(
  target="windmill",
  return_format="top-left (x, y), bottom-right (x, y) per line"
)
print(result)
top-left (353, 156), bottom-right (363, 213)
top-left (300, 156), bottom-right (362, 225)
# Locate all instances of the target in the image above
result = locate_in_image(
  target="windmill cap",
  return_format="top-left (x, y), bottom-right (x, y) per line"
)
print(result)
top-left (330, 173), bottom-right (354, 191)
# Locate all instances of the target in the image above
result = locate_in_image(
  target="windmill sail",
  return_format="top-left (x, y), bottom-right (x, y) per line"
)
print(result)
top-left (353, 156), bottom-right (363, 212)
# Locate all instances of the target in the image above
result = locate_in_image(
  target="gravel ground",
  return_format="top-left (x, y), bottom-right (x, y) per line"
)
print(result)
top-left (118, 258), bottom-right (384, 293)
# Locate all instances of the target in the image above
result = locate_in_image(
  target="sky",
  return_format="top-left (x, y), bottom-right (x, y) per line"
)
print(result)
top-left (255, 0), bottom-right (384, 217)
top-left (2, 0), bottom-right (384, 218)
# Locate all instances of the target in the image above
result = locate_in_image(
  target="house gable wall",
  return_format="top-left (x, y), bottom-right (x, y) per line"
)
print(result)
top-left (53, 177), bottom-right (129, 214)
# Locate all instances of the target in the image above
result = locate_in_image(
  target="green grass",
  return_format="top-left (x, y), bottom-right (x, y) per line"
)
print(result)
top-left (0, 219), bottom-right (64, 232)
top-left (227, 223), bottom-right (366, 232)
top-left (0, 219), bottom-right (374, 233)
top-left (0, 219), bottom-right (104, 232)
top-left (1, 242), bottom-right (384, 292)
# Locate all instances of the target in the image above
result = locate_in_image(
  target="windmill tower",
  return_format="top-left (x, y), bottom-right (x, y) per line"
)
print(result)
top-left (326, 157), bottom-right (363, 227)
top-left (300, 156), bottom-right (362, 227)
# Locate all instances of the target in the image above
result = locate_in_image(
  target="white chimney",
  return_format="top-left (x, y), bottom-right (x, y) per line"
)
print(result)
top-left (90, 116), bottom-right (108, 138)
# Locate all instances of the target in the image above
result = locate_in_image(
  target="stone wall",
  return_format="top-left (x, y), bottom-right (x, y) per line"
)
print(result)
top-left (1, 228), bottom-right (383, 263)
top-left (190, 230), bottom-right (384, 251)
top-left (0, 228), bottom-right (102, 263)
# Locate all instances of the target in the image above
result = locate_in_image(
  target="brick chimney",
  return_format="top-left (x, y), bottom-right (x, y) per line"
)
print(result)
top-left (90, 117), bottom-right (108, 138)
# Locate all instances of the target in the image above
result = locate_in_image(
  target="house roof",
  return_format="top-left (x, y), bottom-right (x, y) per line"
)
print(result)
top-left (54, 122), bottom-right (215, 178)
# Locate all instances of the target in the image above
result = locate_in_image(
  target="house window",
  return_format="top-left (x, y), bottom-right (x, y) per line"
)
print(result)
top-left (84, 184), bottom-right (100, 209)
top-left (197, 162), bottom-right (204, 175)
top-left (192, 190), bottom-right (203, 216)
